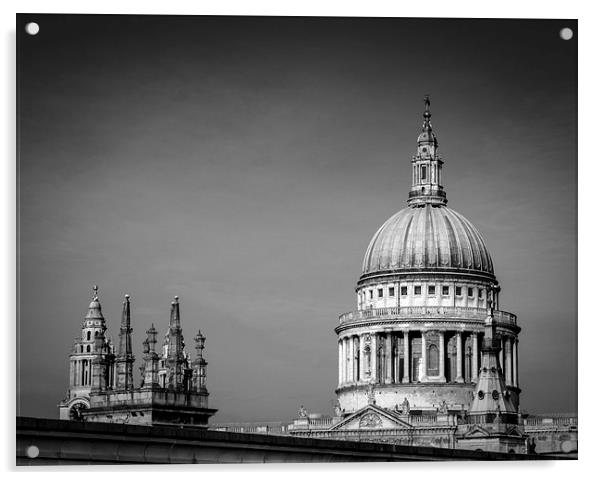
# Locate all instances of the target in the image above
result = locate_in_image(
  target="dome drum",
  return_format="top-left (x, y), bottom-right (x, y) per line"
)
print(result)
top-left (336, 308), bottom-right (519, 331)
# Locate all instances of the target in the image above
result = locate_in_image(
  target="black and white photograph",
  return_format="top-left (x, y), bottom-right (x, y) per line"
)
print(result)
top-left (13, 10), bottom-right (581, 467)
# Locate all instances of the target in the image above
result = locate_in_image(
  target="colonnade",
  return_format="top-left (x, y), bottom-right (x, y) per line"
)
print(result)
top-left (338, 329), bottom-right (518, 388)
top-left (70, 357), bottom-right (116, 388)
top-left (71, 358), bottom-right (93, 386)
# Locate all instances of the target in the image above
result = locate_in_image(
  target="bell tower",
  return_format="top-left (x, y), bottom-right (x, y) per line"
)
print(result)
top-left (59, 285), bottom-right (115, 420)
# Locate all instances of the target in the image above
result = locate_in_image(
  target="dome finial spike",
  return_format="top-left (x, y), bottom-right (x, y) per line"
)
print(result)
top-left (422, 94), bottom-right (432, 129)
top-left (92, 284), bottom-right (99, 300)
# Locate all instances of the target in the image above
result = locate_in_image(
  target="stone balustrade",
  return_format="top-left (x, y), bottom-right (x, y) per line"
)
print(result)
top-left (338, 306), bottom-right (517, 326)
top-left (524, 415), bottom-right (578, 427)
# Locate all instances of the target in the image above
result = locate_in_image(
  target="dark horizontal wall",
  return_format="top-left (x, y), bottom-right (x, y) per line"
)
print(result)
top-left (16, 417), bottom-right (566, 464)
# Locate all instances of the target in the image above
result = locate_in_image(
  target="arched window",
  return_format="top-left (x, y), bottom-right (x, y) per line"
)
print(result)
top-left (87, 331), bottom-right (91, 341)
top-left (86, 345), bottom-right (90, 353)
top-left (427, 345), bottom-right (439, 376)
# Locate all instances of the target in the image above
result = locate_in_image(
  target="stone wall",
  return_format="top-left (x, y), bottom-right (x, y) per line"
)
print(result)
top-left (17, 417), bottom-right (563, 464)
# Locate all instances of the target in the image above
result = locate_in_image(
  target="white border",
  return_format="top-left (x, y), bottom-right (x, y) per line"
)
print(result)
top-left (2, 1), bottom-right (599, 478)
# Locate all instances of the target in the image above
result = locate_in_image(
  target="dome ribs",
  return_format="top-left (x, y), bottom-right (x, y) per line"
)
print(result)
top-left (425, 205), bottom-right (437, 267)
top-left (389, 210), bottom-right (405, 269)
top-left (381, 212), bottom-right (401, 270)
top-left (442, 214), bottom-right (461, 269)
top-left (359, 206), bottom-right (495, 279)
top-left (362, 218), bottom-right (390, 274)
top-left (437, 208), bottom-right (452, 267)
top-left (450, 210), bottom-right (475, 270)
top-left (401, 214), bottom-right (414, 268)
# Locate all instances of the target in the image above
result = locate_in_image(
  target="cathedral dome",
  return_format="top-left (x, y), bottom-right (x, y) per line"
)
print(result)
top-left (361, 204), bottom-right (495, 278)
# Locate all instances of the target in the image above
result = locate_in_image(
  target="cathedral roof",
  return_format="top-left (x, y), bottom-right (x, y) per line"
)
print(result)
top-left (361, 204), bottom-right (495, 279)
top-left (360, 96), bottom-right (495, 281)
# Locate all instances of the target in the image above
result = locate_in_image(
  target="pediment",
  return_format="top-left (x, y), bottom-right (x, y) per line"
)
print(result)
top-left (505, 426), bottom-right (525, 438)
top-left (462, 425), bottom-right (490, 438)
top-left (330, 405), bottom-right (412, 431)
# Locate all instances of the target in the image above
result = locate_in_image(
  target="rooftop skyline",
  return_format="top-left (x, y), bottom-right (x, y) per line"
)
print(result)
top-left (17, 15), bottom-right (577, 422)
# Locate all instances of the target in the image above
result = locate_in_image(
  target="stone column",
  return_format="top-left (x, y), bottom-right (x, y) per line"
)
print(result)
top-left (341, 337), bottom-right (347, 384)
top-left (438, 331), bottom-right (445, 380)
top-left (338, 339), bottom-right (343, 386)
top-left (512, 338), bottom-right (518, 388)
top-left (505, 337), bottom-right (512, 386)
top-left (420, 331), bottom-right (427, 381)
top-left (74, 360), bottom-right (80, 386)
top-left (345, 337), bottom-right (351, 383)
top-left (456, 332), bottom-right (464, 382)
top-left (384, 332), bottom-right (392, 384)
top-left (393, 335), bottom-right (400, 383)
top-left (472, 333), bottom-right (479, 381)
top-left (370, 333), bottom-right (377, 382)
top-left (351, 337), bottom-right (357, 383)
top-left (359, 335), bottom-right (366, 382)
top-left (498, 338), bottom-right (505, 376)
top-left (339, 338), bottom-right (344, 384)
top-left (347, 336), bottom-right (353, 383)
top-left (403, 331), bottom-right (410, 383)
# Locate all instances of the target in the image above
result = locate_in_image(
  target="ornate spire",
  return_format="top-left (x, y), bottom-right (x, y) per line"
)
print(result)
top-left (115, 294), bottom-right (135, 390)
top-left (170, 296), bottom-right (181, 329)
top-left (407, 96), bottom-right (447, 207)
top-left (118, 294), bottom-right (133, 355)
top-left (466, 287), bottom-right (518, 423)
top-left (166, 296), bottom-right (186, 390)
top-left (194, 330), bottom-right (206, 361)
top-left (193, 330), bottom-right (208, 392)
top-left (141, 323), bottom-right (159, 389)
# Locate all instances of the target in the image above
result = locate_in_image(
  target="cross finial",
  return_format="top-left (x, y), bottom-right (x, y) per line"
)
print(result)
top-left (424, 94), bottom-right (430, 111)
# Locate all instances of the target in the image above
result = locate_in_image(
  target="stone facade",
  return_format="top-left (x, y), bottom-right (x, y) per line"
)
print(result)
top-left (19, 417), bottom-right (561, 465)
top-left (58, 288), bottom-right (216, 427)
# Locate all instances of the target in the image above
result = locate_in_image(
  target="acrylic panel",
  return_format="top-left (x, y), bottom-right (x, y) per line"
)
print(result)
top-left (16, 14), bottom-right (578, 464)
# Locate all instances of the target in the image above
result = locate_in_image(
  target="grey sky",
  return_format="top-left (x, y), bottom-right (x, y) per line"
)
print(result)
top-left (17, 15), bottom-right (577, 421)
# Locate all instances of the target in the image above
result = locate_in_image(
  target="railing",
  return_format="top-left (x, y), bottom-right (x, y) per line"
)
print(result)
top-left (211, 422), bottom-right (292, 435)
top-left (338, 306), bottom-right (517, 326)
top-left (524, 415), bottom-right (578, 427)
top-left (407, 415), bottom-right (439, 424)
top-left (408, 190), bottom-right (446, 199)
